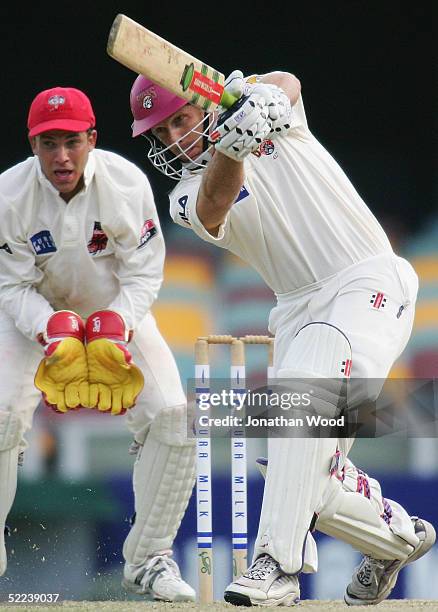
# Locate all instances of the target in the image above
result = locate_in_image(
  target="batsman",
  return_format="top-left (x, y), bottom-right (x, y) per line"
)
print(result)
top-left (129, 69), bottom-right (436, 605)
top-left (0, 87), bottom-right (196, 601)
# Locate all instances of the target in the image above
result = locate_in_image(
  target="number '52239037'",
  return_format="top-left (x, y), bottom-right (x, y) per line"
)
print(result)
top-left (7, 593), bottom-right (60, 603)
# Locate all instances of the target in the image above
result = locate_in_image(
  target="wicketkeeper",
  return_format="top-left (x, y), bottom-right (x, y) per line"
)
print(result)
top-left (129, 70), bottom-right (436, 606)
top-left (0, 86), bottom-right (196, 602)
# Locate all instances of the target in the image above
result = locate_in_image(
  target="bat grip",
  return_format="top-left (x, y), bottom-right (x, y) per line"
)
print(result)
top-left (219, 89), bottom-right (239, 109)
top-left (216, 95), bottom-right (249, 125)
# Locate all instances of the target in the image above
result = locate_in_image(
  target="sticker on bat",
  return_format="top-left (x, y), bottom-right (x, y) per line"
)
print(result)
top-left (180, 63), bottom-right (223, 104)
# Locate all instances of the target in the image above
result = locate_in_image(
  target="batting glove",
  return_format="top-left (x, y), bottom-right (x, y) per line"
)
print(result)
top-left (220, 70), bottom-right (292, 139)
top-left (34, 311), bottom-right (89, 413)
top-left (220, 70), bottom-right (246, 106)
top-left (85, 311), bottom-right (144, 415)
top-left (209, 94), bottom-right (271, 161)
top-left (260, 84), bottom-right (292, 138)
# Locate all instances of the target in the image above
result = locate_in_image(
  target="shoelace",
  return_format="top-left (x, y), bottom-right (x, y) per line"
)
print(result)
top-left (356, 556), bottom-right (385, 587)
top-left (128, 440), bottom-right (142, 456)
top-left (245, 555), bottom-right (279, 580)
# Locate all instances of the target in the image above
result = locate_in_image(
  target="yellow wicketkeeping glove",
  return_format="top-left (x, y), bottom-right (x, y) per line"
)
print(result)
top-left (85, 311), bottom-right (144, 415)
top-left (34, 311), bottom-right (89, 413)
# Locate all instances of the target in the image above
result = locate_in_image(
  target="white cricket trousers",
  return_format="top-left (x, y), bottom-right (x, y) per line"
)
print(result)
top-left (270, 252), bottom-right (418, 381)
top-left (255, 252), bottom-right (419, 572)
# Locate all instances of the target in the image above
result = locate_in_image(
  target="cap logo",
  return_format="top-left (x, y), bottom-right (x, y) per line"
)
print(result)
top-left (136, 86), bottom-right (157, 112)
top-left (48, 94), bottom-right (66, 109)
top-left (142, 95), bottom-right (153, 110)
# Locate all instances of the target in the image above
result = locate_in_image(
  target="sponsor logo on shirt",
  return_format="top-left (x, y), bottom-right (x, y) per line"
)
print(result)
top-left (88, 222), bottom-right (108, 255)
top-left (235, 185), bottom-right (250, 203)
top-left (138, 219), bottom-right (158, 249)
top-left (177, 195), bottom-right (190, 225)
top-left (30, 230), bottom-right (57, 255)
top-left (0, 243), bottom-right (12, 254)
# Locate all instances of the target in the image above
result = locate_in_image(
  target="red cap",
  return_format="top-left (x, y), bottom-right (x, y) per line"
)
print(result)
top-left (28, 87), bottom-right (96, 137)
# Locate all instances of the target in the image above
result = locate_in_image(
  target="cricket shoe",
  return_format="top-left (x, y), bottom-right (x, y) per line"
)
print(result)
top-left (122, 551), bottom-right (196, 602)
top-left (345, 517), bottom-right (436, 606)
top-left (224, 553), bottom-right (300, 606)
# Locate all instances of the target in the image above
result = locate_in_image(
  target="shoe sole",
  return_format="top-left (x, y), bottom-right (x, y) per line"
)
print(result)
top-left (344, 519), bottom-right (436, 606)
top-left (121, 578), bottom-right (195, 602)
top-left (224, 591), bottom-right (252, 607)
top-left (224, 589), bottom-right (300, 607)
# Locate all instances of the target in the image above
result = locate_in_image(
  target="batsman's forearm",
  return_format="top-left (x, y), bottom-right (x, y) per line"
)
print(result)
top-left (196, 152), bottom-right (244, 233)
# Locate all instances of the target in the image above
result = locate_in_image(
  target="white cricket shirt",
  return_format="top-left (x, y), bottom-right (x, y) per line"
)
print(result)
top-left (0, 150), bottom-right (164, 340)
top-left (169, 95), bottom-right (393, 294)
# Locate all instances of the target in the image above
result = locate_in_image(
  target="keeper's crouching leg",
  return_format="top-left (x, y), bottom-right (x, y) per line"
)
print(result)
top-left (123, 403), bottom-right (195, 562)
top-left (122, 403), bottom-right (196, 601)
top-left (0, 411), bottom-right (23, 576)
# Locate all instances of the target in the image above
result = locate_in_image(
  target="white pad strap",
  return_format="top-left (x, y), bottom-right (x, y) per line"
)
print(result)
top-left (0, 412), bottom-right (23, 451)
top-left (123, 404), bottom-right (196, 565)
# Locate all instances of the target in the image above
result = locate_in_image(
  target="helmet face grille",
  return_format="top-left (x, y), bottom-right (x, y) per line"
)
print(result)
top-left (142, 113), bottom-right (216, 180)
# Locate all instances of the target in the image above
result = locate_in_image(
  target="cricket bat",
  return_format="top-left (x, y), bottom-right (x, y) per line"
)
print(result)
top-left (107, 14), bottom-right (237, 111)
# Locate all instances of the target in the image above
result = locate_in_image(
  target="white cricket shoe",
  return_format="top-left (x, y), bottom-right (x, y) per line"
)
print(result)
top-left (345, 517), bottom-right (436, 606)
top-left (224, 553), bottom-right (300, 606)
top-left (122, 552), bottom-right (196, 602)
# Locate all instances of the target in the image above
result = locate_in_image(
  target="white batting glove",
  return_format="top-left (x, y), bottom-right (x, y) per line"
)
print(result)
top-left (220, 70), bottom-right (272, 110)
top-left (221, 69), bottom-right (246, 103)
top-left (244, 83), bottom-right (292, 139)
top-left (221, 71), bottom-right (292, 140)
top-left (263, 85), bottom-right (292, 138)
top-left (209, 94), bottom-right (272, 161)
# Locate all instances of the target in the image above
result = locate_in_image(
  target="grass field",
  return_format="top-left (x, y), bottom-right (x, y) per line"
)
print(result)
top-left (1, 600), bottom-right (438, 611)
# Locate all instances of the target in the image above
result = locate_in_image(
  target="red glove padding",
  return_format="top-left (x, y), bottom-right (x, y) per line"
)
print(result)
top-left (85, 310), bottom-right (144, 415)
top-left (34, 311), bottom-right (89, 412)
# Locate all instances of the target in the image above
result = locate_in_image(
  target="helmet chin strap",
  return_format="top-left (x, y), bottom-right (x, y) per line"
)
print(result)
top-left (182, 148), bottom-right (212, 171)
top-left (202, 112), bottom-right (212, 153)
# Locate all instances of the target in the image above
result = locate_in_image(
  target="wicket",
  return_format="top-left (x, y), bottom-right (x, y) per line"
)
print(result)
top-left (194, 334), bottom-right (274, 603)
